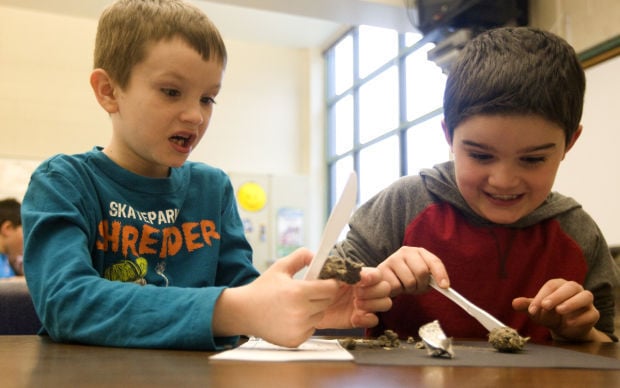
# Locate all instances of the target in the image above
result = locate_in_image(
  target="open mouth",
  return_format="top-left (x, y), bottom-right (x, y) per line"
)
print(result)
top-left (170, 135), bottom-right (192, 148)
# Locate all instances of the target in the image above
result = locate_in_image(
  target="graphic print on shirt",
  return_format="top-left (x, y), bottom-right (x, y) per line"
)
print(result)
top-left (104, 257), bottom-right (148, 285)
top-left (98, 201), bottom-right (221, 285)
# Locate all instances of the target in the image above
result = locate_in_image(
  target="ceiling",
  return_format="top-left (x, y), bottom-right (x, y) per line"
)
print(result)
top-left (0, 0), bottom-right (417, 48)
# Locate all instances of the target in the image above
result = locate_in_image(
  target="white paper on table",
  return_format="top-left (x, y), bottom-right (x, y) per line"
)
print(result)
top-left (209, 337), bottom-right (354, 362)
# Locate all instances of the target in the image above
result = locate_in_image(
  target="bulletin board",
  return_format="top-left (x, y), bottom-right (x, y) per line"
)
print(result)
top-left (0, 158), bottom-right (41, 201)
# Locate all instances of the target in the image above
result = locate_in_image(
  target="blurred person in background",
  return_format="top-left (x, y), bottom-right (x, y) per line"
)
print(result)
top-left (0, 198), bottom-right (24, 278)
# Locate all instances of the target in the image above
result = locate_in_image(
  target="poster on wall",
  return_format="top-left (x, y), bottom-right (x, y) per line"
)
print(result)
top-left (0, 158), bottom-right (41, 201)
top-left (276, 207), bottom-right (304, 257)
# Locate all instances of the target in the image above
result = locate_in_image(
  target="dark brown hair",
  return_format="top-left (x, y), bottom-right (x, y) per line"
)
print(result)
top-left (0, 198), bottom-right (21, 227)
top-left (443, 27), bottom-right (585, 146)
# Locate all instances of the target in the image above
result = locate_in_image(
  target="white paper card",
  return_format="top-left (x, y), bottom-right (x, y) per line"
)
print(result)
top-left (209, 337), bottom-right (354, 362)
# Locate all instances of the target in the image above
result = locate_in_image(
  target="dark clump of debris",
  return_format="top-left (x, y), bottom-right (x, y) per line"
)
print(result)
top-left (319, 255), bottom-right (364, 284)
top-left (338, 330), bottom-right (402, 350)
top-left (488, 327), bottom-right (529, 352)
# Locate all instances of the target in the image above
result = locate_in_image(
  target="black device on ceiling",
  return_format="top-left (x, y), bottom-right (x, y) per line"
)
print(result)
top-left (406, 0), bottom-right (528, 41)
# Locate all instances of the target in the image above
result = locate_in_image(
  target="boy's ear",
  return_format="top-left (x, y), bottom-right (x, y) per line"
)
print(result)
top-left (441, 119), bottom-right (453, 147)
top-left (0, 220), bottom-right (10, 235)
top-left (90, 69), bottom-right (119, 114)
top-left (564, 125), bottom-right (583, 155)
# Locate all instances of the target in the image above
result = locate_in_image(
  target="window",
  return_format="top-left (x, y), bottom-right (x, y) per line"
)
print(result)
top-left (325, 25), bottom-right (450, 209)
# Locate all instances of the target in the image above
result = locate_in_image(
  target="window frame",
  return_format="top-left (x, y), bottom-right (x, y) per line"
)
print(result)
top-left (325, 26), bottom-right (448, 210)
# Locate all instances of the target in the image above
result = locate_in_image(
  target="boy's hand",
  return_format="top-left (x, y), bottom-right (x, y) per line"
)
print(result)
top-left (512, 278), bottom-right (611, 342)
top-left (377, 246), bottom-right (450, 297)
top-left (316, 267), bottom-right (392, 330)
top-left (214, 248), bottom-right (341, 348)
top-left (215, 249), bottom-right (392, 348)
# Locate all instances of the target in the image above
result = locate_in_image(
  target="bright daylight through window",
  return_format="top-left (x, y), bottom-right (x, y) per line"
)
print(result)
top-left (325, 25), bottom-right (450, 210)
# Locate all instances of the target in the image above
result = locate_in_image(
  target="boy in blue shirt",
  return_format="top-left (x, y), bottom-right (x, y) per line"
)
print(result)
top-left (21, 0), bottom-right (391, 350)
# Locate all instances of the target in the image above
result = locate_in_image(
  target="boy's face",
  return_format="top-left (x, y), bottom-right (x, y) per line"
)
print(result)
top-left (1, 222), bottom-right (23, 274)
top-left (1, 222), bottom-right (23, 255)
top-left (446, 115), bottom-right (579, 225)
top-left (102, 36), bottom-right (224, 178)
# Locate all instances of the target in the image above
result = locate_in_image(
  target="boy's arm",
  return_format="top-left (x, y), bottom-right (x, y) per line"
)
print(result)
top-left (22, 166), bottom-right (250, 350)
top-left (552, 327), bottom-right (613, 342)
top-left (212, 248), bottom-right (340, 348)
top-left (335, 175), bottom-right (430, 267)
top-left (556, 210), bottom-right (619, 341)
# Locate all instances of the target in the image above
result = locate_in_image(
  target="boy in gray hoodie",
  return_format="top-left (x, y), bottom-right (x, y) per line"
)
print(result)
top-left (335, 26), bottom-right (618, 343)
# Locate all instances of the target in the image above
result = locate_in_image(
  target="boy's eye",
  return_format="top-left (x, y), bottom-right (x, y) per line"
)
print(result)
top-left (468, 152), bottom-right (493, 162)
top-left (161, 88), bottom-right (180, 97)
top-left (521, 156), bottom-right (546, 165)
top-left (201, 96), bottom-right (216, 105)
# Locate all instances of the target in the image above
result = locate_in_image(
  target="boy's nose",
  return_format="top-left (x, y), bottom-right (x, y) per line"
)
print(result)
top-left (488, 164), bottom-right (519, 188)
top-left (180, 104), bottom-right (205, 126)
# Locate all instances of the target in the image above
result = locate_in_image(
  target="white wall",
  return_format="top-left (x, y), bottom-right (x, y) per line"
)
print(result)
top-left (528, 0), bottom-right (620, 246)
top-left (1, 3), bottom-right (618, 250)
top-left (553, 55), bottom-right (620, 246)
top-left (0, 7), bottom-right (108, 158)
top-left (529, 0), bottom-right (620, 53)
top-left (0, 5), bottom-right (326, 249)
top-left (196, 40), bottom-right (307, 174)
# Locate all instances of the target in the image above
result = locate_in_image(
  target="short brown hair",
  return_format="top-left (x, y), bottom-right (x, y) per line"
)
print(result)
top-left (94, 0), bottom-right (227, 89)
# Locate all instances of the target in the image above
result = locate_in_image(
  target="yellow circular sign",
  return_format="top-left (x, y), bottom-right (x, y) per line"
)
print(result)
top-left (237, 182), bottom-right (267, 212)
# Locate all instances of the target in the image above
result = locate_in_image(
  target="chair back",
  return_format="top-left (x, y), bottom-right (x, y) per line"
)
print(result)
top-left (0, 280), bottom-right (41, 334)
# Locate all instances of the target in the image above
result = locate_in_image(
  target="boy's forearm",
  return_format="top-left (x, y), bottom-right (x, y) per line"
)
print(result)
top-left (552, 327), bottom-right (614, 343)
top-left (586, 327), bottom-right (615, 342)
top-left (212, 286), bottom-right (250, 338)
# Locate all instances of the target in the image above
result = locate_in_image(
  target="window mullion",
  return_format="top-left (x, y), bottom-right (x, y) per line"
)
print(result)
top-left (398, 33), bottom-right (408, 177)
top-left (352, 27), bottom-right (361, 203)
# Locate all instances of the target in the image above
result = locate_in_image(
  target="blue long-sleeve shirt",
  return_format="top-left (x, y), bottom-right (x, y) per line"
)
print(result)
top-left (22, 147), bottom-right (259, 349)
top-left (0, 253), bottom-right (16, 278)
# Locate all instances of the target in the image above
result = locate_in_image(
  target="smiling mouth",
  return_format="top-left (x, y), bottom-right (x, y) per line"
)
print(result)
top-left (488, 193), bottom-right (521, 201)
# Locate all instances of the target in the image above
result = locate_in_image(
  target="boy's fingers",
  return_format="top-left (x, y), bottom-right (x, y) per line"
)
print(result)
top-left (419, 249), bottom-right (450, 288)
top-left (274, 247), bottom-right (314, 275)
top-left (512, 297), bottom-right (532, 312)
